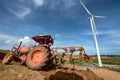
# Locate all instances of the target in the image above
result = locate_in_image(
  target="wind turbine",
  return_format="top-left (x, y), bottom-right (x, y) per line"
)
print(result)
top-left (79, 0), bottom-right (105, 67)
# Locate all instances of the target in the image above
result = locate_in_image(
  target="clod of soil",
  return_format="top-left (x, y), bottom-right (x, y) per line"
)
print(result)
top-left (41, 67), bottom-right (104, 80)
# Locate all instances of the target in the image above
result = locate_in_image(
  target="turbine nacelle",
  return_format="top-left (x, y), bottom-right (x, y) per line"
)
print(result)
top-left (88, 15), bottom-right (106, 20)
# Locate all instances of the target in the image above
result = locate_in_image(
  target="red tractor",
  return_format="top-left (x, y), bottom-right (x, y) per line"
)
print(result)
top-left (2, 35), bottom-right (54, 70)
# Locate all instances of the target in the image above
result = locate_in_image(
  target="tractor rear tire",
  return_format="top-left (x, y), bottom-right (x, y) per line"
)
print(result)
top-left (26, 46), bottom-right (50, 70)
top-left (2, 52), bottom-right (13, 64)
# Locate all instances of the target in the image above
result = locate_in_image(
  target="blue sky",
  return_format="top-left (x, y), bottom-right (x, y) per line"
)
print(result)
top-left (0, 0), bottom-right (120, 55)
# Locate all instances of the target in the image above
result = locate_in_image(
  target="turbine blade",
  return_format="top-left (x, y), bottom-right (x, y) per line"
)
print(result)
top-left (94, 16), bottom-right (106, 18)
top-left (79, 0), bottom-right (92, 15)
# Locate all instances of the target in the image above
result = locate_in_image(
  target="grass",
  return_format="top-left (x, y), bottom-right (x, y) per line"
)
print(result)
top-left (65, 56), bottom-right (120, 67)
top-left (92, 56), bottom-right (120, 65)
top-left (65, 59), bottom-right (91, 66)
top-left (0, 49), bottom-right (10, 53)
top-left (92, 56), bottom-right (120, 73)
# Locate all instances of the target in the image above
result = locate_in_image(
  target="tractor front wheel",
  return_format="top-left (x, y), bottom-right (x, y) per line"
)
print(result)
top-left (2, 52), bottom-right (13, 64)
top-left (26, 46), bottom-right (49, 70)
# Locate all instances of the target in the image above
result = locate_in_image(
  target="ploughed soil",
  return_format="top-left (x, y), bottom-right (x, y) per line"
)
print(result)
top-left (0, 53), bottom-right (120, 80)
top-left (0, 63), bottom-right (103, 80)
top-left (41, 67), bottom-right (103, 80)
top-left (0, 57), bottom-right (103, 80)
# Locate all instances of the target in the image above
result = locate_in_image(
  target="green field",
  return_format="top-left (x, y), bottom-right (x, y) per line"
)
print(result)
top-left (65, 56), bottom-right (120, 72)
top-left (65, 56), bottom-right (120, 66)
top-left (0, 49), bottom-right (10, 53)
top-left (93, 56), bottom-right (120, 65)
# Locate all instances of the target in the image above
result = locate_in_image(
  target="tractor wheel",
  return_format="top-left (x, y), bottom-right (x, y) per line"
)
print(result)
top-left (26, 46), bottom-right (50, 70)
top-left (2, 52), bottom-right (13, 64)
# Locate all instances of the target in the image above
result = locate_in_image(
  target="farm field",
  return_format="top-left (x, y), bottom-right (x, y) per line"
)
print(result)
top-left (0, 61), bottom-right (120, 80)
top-left (0, 51), bottom-right (120, 80)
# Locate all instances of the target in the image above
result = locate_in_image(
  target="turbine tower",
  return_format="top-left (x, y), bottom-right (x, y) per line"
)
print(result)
top-left (79, 0), bottom-right (105, 67)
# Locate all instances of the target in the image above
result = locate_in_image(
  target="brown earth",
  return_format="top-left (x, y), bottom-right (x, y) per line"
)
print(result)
top-left (0, 64), bottom-right (45, 80)
top-left (0, 55), bottom-right (120, 80)
top-left (0, 53), bottom-right (103, 80)
top-left (0, 58), bottom-right (103, 80)
top-left (41, 67), bottom-right (103, 80)
top-left (91, 68), bottom-right (120, 80)
top-left (0, 63), bottom-right (103, 80)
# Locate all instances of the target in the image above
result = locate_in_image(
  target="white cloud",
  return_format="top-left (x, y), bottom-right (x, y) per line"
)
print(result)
top-left (98, 30), bottom-right (120, 45)
top-left (0, 34), bottom-right (31, 45)
top-left (5, 3), bottom-right (31, 18)
top-left (0, 34), bottom-right (34, 49)
top-left (55, 34), bottom-right (62, 37)
top-left (0, 34), bottom-right (18, 44)
top-left (112, 41), bottom-right (120, 45)
top-left (63, 0), bottom-right (76, 8)
top-left (32, 0), bottom-right (44, 7)
top-left (96, 30), bottom-right (120, 38)
top-left (84, 30), bottom-right (120, 37)
top-left (0, 34), bottom-right (14, 41)
top-left (18, 36), bottom-right (31, 44)
top-left (16, 7), bottom-right (31, 18)
top-left (83, 30), bottom-right (120, 46)
top-left (4, 40), bottom-right (12, 44)
top-left (8, 6), bottom-right (31, 18)
top-left (109, 31), bottom-right (120, 38)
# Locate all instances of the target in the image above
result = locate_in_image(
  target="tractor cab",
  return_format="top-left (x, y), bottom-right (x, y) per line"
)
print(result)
top-left (32, 35), bottom-right (54, 46)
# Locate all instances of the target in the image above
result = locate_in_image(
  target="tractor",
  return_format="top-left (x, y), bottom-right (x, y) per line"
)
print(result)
top-left (2, 35), bottom-right (54, 70)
